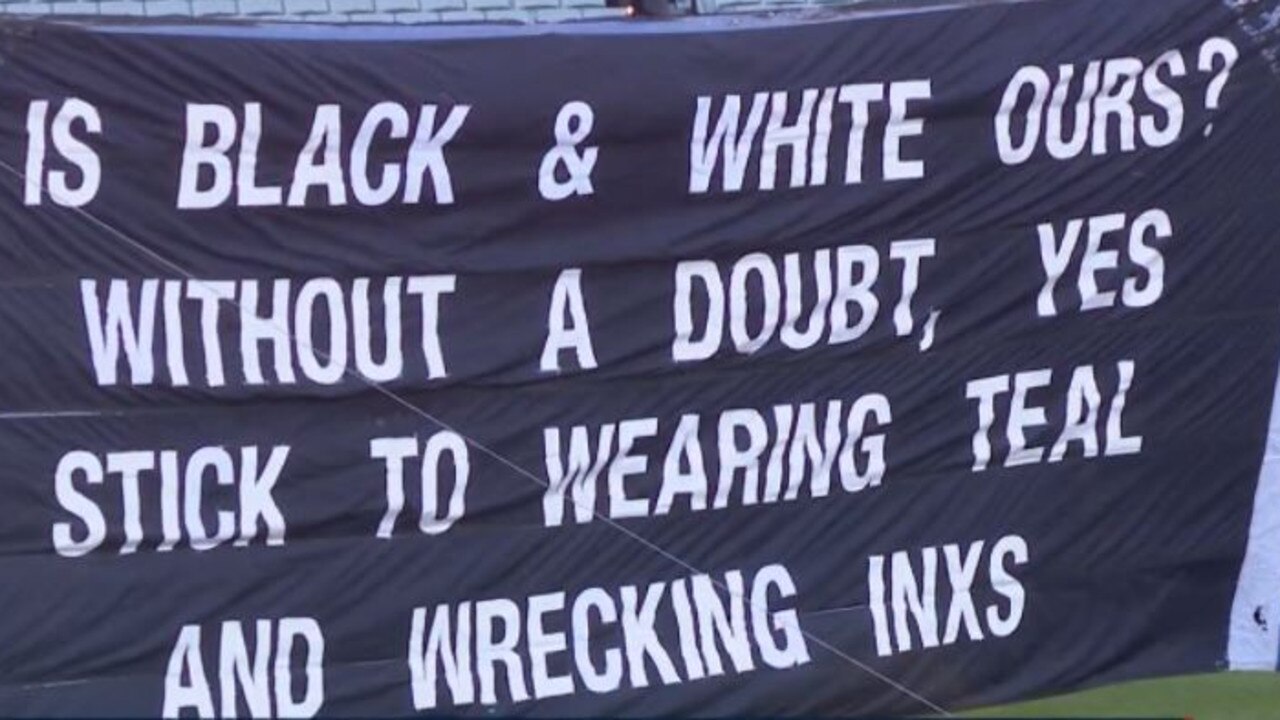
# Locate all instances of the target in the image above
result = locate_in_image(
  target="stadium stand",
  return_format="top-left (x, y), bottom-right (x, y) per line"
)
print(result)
top-left (0, 0), bottom-right (866, 23)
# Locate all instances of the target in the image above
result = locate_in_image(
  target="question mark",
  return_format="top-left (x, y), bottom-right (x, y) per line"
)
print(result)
top-left (1199, 37), bottom-right (1240, 137)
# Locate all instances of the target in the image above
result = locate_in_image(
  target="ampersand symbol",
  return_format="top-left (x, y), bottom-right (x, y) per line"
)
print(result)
top-left (538, 101), bottom-right (598, 201)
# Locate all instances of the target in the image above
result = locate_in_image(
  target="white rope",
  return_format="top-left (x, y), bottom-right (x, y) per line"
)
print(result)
top-left (0, 157), bottom-right (952, 717)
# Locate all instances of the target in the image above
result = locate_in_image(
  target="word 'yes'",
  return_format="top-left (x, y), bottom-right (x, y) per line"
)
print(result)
top-left (1036, 208), bottom-right (1172, 317)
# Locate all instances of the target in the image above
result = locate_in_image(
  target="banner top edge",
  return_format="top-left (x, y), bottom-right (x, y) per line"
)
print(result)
top-left (0, 0), bottom-right (1048, 41)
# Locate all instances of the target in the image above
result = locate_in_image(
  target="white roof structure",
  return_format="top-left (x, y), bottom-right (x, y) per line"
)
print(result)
top-left (0, 0), bottom-right (877, 23)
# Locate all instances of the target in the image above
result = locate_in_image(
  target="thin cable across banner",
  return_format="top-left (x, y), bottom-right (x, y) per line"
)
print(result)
top-left (0, 157), bottom-right (954, 717)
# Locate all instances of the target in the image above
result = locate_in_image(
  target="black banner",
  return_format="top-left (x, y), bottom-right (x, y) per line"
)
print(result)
top-left (1, 0), bottom-right (1279, 715)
